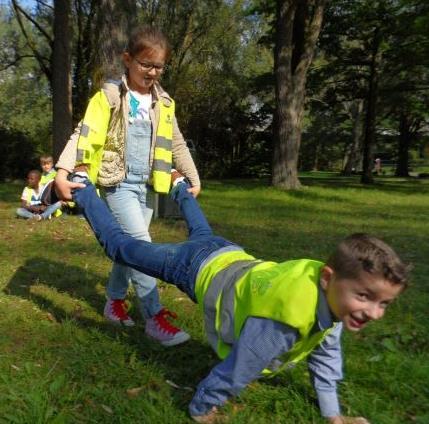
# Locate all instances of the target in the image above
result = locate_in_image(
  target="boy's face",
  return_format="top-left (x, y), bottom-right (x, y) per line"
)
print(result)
top-left (27, 173), bottom-right (40, 188)
top-left (41, 161), bottom-right (53, 173)
top-left (320, 266), bottom-right (403, 332)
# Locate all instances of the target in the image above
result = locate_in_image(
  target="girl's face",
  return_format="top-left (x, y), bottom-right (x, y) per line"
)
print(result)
top-left (123, 47), bottom-right (167, 94)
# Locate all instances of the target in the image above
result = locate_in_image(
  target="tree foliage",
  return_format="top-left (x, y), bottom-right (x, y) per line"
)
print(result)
top-left (1, 0), bottom-right (428, 181)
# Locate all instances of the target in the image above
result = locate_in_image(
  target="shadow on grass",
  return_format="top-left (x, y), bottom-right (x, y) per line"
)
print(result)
top-left (4, 257), bottom-right (217, 396)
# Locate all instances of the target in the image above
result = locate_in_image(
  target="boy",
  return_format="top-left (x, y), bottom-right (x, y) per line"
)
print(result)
top-left (16, 170), bottom-right (62, 221)
top-left (40, 155), bottom-right (57, 185)
top-left (69, 174), bottom-right (408, 424)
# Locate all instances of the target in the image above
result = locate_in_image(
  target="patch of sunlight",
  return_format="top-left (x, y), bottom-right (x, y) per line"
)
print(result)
top-left (29, 284), bottom-right (103, 323)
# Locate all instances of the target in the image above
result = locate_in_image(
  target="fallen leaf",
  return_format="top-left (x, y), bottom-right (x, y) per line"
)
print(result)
top-left (126, 387), bottom-right (143, 398)
top-left (46, 313), bottom-right (56, 322)
top-left (101, 404), bottom-right (113, 414)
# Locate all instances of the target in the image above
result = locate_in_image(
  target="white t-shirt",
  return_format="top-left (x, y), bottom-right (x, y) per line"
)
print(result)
top-left (129, 90), bottom-right (152, 121)
top-left (21, 186), bottom-right (42, 205)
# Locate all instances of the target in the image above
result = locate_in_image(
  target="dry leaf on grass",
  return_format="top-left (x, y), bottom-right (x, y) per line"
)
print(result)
top-left (46, 312), bottom-right (56, 322)
top-left (126, 387), bottom-right (143, 398)
top-left (101, 404), bottom-right (113, 414)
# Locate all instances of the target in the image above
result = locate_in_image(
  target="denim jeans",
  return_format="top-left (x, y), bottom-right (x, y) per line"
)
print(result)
top-left (104, 119), bottom-right (161, 318)
top-left (16, 201), bottom-right (62, 220)
top-left (74, 183), bottom-right (236, 302)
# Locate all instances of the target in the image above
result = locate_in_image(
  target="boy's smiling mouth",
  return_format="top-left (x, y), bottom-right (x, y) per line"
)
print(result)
top-left (348, 314), bottom-right (368, 330)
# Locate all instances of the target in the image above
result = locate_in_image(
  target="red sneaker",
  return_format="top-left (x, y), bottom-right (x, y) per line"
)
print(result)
top-left (104, 298), bottom-right (135, 327)
top-left (145, 308), bottom-right (190, 346)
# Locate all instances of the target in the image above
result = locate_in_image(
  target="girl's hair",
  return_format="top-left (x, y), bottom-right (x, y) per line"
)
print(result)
top-left (326, 233), bottom-right (410, 287)
top-left (126, 26), bottom-right (171, 60)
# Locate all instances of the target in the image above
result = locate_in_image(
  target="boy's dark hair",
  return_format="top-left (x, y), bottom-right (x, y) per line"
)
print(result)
top-left (327, 233), bottom-right (409, 287)
top-left (28, 169), bottom-right (41, 179)
top-left (40, 155), bottom-right (53, 164)
top-left (126, 26), bottom-right (171, 60)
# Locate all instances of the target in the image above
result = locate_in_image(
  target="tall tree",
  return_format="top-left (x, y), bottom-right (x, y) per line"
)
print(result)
top-left (52, 0), bottom-right (72, 160)
top-left (272, 0), bottom-right (326, 189)
top-left (11, 0), bottom-right (73, 160)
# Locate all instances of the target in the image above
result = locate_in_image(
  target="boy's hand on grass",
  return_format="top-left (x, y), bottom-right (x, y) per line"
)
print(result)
top-left (191, 406), bottom-right (225, 423)
top-left (328, 416), bottom-right (370, 424)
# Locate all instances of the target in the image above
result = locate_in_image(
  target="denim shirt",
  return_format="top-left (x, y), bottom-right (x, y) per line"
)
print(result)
top-left (189, 287), bottom-right (343, 418)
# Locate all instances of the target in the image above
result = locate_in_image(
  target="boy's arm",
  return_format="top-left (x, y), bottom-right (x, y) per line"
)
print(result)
top-left (307, 323), bottom-right (343, 419)
top-left (189, 317), bottom-right (299, 418)
top-left (307, 325), bottom-right (370, 423)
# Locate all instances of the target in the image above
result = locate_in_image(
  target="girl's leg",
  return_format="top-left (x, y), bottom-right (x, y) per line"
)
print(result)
top-left (171, 183), bottom-right (213, 240)
top-left (104, 183), bottom-right (161, 319)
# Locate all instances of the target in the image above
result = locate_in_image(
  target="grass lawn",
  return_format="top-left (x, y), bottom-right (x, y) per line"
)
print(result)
top-left (0, 173), bottom-right (428, 423)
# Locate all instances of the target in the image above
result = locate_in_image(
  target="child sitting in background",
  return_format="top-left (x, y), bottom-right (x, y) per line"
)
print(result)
top-left (16, 170), bottom-right (62, 221)
top-left (40, 155), bottom-right (57, 185)
top-left (69, 173), bottom-right (409, 424)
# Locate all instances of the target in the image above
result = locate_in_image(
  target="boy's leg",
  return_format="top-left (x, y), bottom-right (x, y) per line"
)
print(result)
top-left (40, 201), bottom-right (62, 219)
top-left (73, 183), bottom-right (172, 282)
top-left (16, 208), bottom-right (37, 219)
top-left (170, 183), bottom-right (213, 240)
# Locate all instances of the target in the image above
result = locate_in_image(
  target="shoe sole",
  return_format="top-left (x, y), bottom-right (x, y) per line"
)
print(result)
top-left (147, 331), bottom-right (191, 347)
top-left (104, 316), bottom-right (135, 327)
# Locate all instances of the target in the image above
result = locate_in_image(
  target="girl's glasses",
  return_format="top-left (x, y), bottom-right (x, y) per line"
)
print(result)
top-left (133, 58), bottom-right (166, 73)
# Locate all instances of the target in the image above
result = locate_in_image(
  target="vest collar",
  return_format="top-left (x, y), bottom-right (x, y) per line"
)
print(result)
top-left (120, 74), bottom-right (173, 107)
top-left (316, 283), bottom-right (335, 330)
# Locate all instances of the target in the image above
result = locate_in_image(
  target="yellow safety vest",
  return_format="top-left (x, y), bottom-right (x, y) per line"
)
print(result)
top-left (76, 89), bottom-right (174, 193)
top-left (40, 170), bottom-right (57, 186)
top-left (195, 253), bottom-right (334, 374)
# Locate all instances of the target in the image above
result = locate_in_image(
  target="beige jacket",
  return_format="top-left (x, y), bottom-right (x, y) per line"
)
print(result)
top-left (56, 75), bottom-right (200, 187)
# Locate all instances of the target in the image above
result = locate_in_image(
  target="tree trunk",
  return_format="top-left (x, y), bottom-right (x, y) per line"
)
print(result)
top-left (52, 0), bottom-right (73, 161)
top-left (272, 0), bottom-right (326, 190)
top-left (361, 28), bottom-right (382, 184)
top-left (343, 99), bottom-right (364, 175)
top-left (395, 113), bottom-right (411, 177)
top-left (93, 0), bottom-right (137, 85)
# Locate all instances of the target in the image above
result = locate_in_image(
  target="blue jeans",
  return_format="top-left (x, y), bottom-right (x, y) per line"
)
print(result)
top-left (16, 201), bottom-right (62, 220)
top-left (104, 120), bottom-right (160, 318)
top-left (73, 183), bottom-right (235, 302)
top-left (104, 182), bottom-right (160, 317)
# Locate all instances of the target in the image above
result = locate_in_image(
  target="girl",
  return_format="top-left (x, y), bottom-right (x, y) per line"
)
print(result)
top-left (55, 26), bottom-right (200, 346)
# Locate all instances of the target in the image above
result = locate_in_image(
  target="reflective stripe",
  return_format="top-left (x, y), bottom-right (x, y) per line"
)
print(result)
top-left (154, 147), bottom-right (172, 163)
top-left (155, 136), bottom-right (172, 150)
top-left (204, 260), bottom-right (259, 351)
top-left (152, 159), bottom-right (171, 172)
top-left (81, 124), bottom-right (90, 137)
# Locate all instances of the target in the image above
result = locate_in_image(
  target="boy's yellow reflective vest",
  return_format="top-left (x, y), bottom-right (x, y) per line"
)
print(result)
top-left (24, 187), bottom-right (37, 203)
top-left (75, 89), bottom-right (174, 193)
top-left (195, 252), bottom-right (335, 375)
top-left (40, 170), bottom-right (57, 185)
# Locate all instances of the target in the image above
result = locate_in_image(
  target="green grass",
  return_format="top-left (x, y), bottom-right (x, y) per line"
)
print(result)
top-left (0, 173), bottom-right (428, 423)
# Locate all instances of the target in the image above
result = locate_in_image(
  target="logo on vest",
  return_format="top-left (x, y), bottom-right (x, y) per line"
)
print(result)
top-left (251, 276), bottom-right (272, 296)
top-left (165, 114), bottom-right (172, 125)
